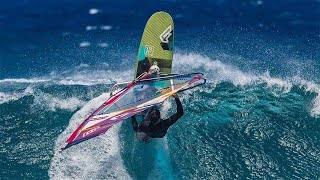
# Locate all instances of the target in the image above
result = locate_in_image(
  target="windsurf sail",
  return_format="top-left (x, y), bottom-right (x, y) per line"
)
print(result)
top-left (61, 73), bottom-right (205, 151)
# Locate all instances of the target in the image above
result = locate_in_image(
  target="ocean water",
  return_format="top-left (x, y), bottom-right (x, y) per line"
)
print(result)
top-left (1, 0), bottom-right (320, 179)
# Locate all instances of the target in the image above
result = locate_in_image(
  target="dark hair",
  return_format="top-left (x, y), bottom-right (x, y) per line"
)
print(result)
top-left (145, 106), bottom-right (160, 123)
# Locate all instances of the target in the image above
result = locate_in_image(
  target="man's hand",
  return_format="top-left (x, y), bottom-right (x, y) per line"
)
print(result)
top-left (172, 93), bottom-right (179, 98)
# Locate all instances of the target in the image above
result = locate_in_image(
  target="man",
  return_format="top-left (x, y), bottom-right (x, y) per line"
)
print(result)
top-left (131, 93), bottom-right (183, 142)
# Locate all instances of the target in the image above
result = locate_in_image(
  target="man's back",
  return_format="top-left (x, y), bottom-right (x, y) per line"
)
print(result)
top-left (132, 94), bottom-right (184, 139)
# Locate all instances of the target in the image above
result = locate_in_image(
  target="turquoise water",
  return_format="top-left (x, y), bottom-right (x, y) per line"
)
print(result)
top-left (1, 0), bottom-right (320, 179)
top-left (2, 54), bottom-right (320, 179)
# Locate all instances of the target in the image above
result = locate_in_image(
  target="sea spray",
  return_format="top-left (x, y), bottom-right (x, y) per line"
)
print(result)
top-left (49, 92), bottom-right (131, 179)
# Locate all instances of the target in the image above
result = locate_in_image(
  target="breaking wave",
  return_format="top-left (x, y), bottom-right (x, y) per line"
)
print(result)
top-left (1, 52), bottom-right (319, 179)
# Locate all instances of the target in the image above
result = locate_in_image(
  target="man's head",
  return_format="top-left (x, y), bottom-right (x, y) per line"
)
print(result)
top-left (144, 106), bottom-right (161, 125)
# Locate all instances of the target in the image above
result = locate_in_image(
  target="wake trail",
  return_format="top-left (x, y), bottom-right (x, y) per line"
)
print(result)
top-left (48, 92), bottom-right (131, 180)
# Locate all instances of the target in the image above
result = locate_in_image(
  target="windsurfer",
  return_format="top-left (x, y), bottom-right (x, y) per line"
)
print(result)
top-left (131, 93), bottom-right (184, 142)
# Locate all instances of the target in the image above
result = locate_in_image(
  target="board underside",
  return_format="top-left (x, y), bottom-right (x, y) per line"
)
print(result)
top-left (135, 12), bottom-right (174, 78)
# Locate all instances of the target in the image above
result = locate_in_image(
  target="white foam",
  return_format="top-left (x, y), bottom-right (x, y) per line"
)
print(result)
top-left (296, 79), bottom-right (320, 117)
top-left (89, 8), bottom-right (99, 15)
top-left (53, 69), bottom-right (132, 85)
top-left (97, 43), bottom-right (109, 48)
top-left (0, 78), bottom-right (49, 84)
top-left (0, 86), bottom-right (34, 104)
top-left (0, 86), bottom-right (85, 112)
top-left (100, 25), bottom-right (112, 30)
top-left (79, 42), bottom-right (90, 47)
top-left (32, 92), bottom-right (85, 112)
top-left (0, 66), bottom-right (133, 86)
top-left (311, 95), bottom-right (320, 117)
top-left (0, 92), bottom-right (25, 104)
top-left (49, 93), bottom-right (131, 180)
top-left (174, 53), bottom-right (320, 117)
top-left (85, 26), bottom-right (97, 31)
top-left (257, 0), bottom-right (263, 5)
top-left (260, 71), bottom-right (293, 94)
top-left (174, 53), bottom-right (294, 92)
top-left (174, 53), bottom-right (255, 85)
top-left (160, 100), bottom-right (173, 117)
top-left (78, 63), bottom-right (90, 68)
top-left (1, 53), bottom-right (320, 117)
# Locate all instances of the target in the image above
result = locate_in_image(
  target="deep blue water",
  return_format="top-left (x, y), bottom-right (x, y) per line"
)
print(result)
top-left (1, 0), bottom-right (320, 179)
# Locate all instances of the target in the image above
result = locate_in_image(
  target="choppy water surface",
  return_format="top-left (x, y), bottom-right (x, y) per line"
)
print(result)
top-left (1, 0), bottom-right (320, 179)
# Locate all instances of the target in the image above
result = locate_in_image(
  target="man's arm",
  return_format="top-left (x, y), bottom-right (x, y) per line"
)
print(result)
top-left (131, 116), bottom-right (140, 132)
top-left (163, 94), bottom-right (184, 126)
top-left (173, 96), bottom-right (184, 119)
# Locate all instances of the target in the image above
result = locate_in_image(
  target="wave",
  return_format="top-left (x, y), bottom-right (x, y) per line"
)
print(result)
top-left (1, 53), bottom-right (320, 117)
top-left (0, 86), bottom-right (33, 104)
top-left (48, 92), bottom-right (131, 180)
top-left (31, 90), bottom-right (86, 112)
top-left (2, 52), bottom-right (311, 179)
top-left (0, 78), bottom-right (50, 84)
top-left (0, 63), bottom-right (133, 86)
top-left (174, 53), bottom-right (320, 117)
top-left (0, 86), bottom-right (85, 111)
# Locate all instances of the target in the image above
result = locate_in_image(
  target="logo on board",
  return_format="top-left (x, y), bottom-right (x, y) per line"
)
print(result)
top-left (160, 25), bottom-right (172, 43)
top-left (159, 25), bottom-right (173, 50)
top-left (144, 45), bottom-right (154, 56)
